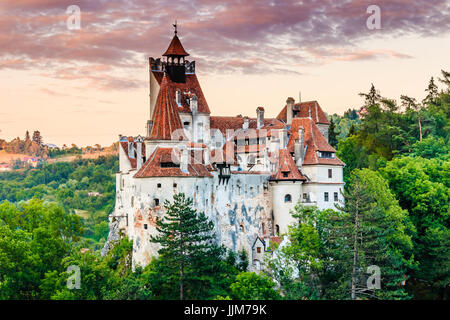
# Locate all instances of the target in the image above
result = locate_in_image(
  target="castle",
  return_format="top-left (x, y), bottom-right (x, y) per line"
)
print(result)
top-left (104, 28), bottom-right (345, 270)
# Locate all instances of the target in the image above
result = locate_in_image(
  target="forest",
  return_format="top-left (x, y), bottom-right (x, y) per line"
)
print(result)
top-left (0, 70), bottom-right (448, 300)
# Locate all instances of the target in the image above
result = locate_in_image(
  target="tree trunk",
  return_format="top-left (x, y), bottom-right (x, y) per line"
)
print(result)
top-left (351, 202), bottom-right (359, 300)
top-left (180, 261), bottom-right (184, 300)
top-left (418, 116), bottom-right (423, 142)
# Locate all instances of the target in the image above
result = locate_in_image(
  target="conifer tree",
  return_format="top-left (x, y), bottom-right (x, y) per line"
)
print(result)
top-left (328, 118), bottom-right (338, 147)
top-left (150, 193), bottom-right (218, 300)
top-left (334, 169), bottom-right (414, 300)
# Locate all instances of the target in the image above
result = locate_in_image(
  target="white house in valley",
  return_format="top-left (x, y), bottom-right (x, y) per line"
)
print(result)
top-left (103, 28), bottom-right (345, 270)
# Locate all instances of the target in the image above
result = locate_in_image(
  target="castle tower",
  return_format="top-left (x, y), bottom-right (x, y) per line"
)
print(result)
top-left (269, 149), bottom-right (306, 235)
top-left (162, 22), bottom-right (189, 83)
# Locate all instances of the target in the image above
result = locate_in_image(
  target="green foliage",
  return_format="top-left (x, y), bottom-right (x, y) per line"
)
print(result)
top-left (381, 156), bottom-right (449, 298)
top-left (149, 193), bottom-right (240, 300)
top-left (0, 199), bottom-right (83, 299)
top-left (230, 272), bottom-right (281, 300)
top-left (334, 169), bottom-right (415, 300)
top-left (0, 155), bottom-right (118, 249)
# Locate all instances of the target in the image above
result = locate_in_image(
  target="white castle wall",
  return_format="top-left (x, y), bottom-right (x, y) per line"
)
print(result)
top-left (112, 169), bottom-right (274, 270)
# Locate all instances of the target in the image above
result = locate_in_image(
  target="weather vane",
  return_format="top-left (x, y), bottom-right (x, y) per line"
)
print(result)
top-left (173, 20), bottom-right (178, 35)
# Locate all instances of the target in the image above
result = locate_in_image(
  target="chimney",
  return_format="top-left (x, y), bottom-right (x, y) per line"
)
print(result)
top-left (256, 107), bottom-right (264, 129)
top-left (295, 126), bottom-right (305, 166)
top-left (136, 139), bottom-right (143, 170)
top-left (279, 129), bottom-right (287, 149)
top-left (181, 148), bottom-right (189, 173)
top-left (190, 94), bottom-right (198, 114)
top-left (286, 97), bottom-right (295, 125)
top-left (243, 117), bottom-right (249, 130)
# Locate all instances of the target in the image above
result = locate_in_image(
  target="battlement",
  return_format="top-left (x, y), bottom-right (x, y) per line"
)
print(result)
top-left (149, 57), bottom-right (196, 74)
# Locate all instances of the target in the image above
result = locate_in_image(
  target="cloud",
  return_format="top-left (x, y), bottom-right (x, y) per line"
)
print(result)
top-left (0, 0), bottom-right (448, 89)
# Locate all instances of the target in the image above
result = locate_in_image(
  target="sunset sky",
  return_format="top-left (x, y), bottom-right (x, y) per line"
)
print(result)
top-left (1, 0), bottom-right (449, 147)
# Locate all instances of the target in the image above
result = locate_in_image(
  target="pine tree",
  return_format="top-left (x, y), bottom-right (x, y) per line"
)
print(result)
top-left (423, 77), bottom-right (439, 104)
top-left (359, 84), bottom-right (381, 106)
top-left (438, 69), bottom-right (450, 90)
top-left (334, 170), bottom-right (414, 300)
top-left (328, 118), bottom-right (338, 147)
top-left (150, 193), bottom-right (218, 300)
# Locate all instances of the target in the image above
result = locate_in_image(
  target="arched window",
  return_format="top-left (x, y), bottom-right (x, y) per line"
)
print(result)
top-left (275, 224), bottom-right (280, 235)
top-left (284, 194), bottom-right (292, 203)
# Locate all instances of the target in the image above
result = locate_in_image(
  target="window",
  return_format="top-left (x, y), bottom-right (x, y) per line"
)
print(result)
top-left (334, 192), bottom-right (338, 202)
top-left (328, 169), bottom-right (332, 178)
top-left (282, 172), bottom-right (289, 178)
top-left (324, 192), bottom-right (329, 202)
top-left (160, 162), bottom-right (180, 168)
top-left (144, 224), bottom-right (148, 230)
top-left (275, 225), bottom-right (280, 235)
top-left (262, 223), bottom-right (265, 234)
top-left (285, 194), bottom-right (292, 203)
top-left (183, 121), bottom-right (190, 127)
top-left (319, 151), bottom-right (334, 158)
top-left (173, 183), bottom-right (177, 188)
top-left (239, 224), bottom-right (244, 232)
top-left (131, 196), bottom-right (134, 207)
top-left (257, 247), bottom-right (261, 254)
top-left (154, 198), bottom-right (160, 206)
top-left (157, 183), bottom-right (161, 189)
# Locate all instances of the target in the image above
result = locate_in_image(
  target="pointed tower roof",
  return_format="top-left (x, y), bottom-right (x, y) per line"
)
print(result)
top-left (149, 73), bottom-right (186, 140)
top-left (163, 34), bottom-right (189, 57)
top-left (270, 149), bottom-right (306, 181)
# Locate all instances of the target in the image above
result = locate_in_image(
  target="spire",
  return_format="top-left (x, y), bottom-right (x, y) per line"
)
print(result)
top-left (149, 73), bottom-right (186, 140)
top-left (163, 23), bottom-right (189, 57)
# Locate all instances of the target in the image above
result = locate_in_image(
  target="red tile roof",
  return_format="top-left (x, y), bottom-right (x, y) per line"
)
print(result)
top-left (270, 149), bottom-right (306, 181)
top-left (134, 147), bottom-right (213, 178)
top-left (152, 72), bottom-right (211, 114)
top-left (210, 116), bottom-right (285, 136)
top-left (277, 101), bottom-right (330, 125)
top-left (120, 137), bottom-right (146, 169)
top-left (149, 73), bottom-right (186, 141)
top-left (162, 35), bottom-right (189, 56)
top-left (288, 118), bottom-right (344, 166)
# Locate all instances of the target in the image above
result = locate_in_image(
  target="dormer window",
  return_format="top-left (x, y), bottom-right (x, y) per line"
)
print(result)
top-left (160, 162), bottom-right (180, 168)
top-left (319, 151), bottom-right (334, 158)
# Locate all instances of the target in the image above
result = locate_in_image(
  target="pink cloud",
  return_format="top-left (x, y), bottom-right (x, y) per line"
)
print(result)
top-left (0, 0), bottom-right (448, 89)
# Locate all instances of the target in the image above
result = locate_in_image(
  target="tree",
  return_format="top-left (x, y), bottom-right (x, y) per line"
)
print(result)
top-left (423, 77), bottom-right (439, 104)
top-left (401, 95), bottom-right (423, 141)
top-left (328, 118), bottom-right (338, 147)
top-left (334, 169), bottom-right (415, 300)
top-left (230, 272), bottom-right (281, 300)
top-left (438, 69), bottom-right (450, 90)
top-left (32, 131), bottom-right (43, 146)
top-left (381, 156), bottom-right (449, 299)
top-left (150, 193), bottom-right (224, 300)
top-left (359, 84), bottom-right (381, 106)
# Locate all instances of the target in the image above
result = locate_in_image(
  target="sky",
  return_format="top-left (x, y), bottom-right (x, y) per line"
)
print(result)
top-left (0, 0), bottom-right (449, 147)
